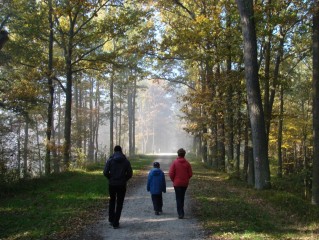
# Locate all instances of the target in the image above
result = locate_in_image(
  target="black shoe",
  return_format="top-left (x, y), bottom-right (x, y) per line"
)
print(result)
top-left (109, 221), bottom-right (113, 226)
top-left (155, 211), bottom-right (159, 215)
top-left (113, 223), bottom-right (119, 229)
top-left (178, 215), bottom-right (184, 219)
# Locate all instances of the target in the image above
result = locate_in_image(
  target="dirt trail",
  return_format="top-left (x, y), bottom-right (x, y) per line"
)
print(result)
top-left (71, 155), bottom-right (207, 240)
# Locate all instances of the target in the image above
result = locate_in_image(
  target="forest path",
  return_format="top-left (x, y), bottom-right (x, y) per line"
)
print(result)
top-left (70, 155), bottom-right (207, 240)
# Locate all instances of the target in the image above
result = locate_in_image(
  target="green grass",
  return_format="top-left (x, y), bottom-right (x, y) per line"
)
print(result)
top-left (0, 155), bottom-right (152, 240)
top-left (189, 159), bottom-right (319, 240)
top-left (4, 154), bottom-right (317, 240)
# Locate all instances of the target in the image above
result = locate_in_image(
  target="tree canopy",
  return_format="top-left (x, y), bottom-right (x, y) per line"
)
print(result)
top-left (0, 0), bottom-right (318, 200)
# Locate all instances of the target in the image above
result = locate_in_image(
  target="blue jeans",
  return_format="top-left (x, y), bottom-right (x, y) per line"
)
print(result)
top-left (174, 186), bottom-right (187, 217)
top-left (108, 185), bottom-right (126, 227)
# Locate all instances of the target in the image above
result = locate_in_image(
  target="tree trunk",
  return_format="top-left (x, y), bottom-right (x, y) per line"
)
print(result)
top-left (36, 122), bottom-right (42, 176)
top-left (132, 77), bottom-right (136, 156)
top-left (45, 0), bottom-right (54, 176)
top-left (194, 135), bottom-right (201, 157)
top-left (235, 87), bottom-right (243, 177)
top-left (202, 127), bottom-right (208, 163)
top-left (53, 89), bottom-right (61, 173)
top-left (277, 85), bottom-right (284, 178)
top-left (312, 0), bottom-right (319, 205)
top-left (88, 77), bottom-right (95, 161)
top-left (128, 74), bottom-right (134, 157)
top-left (219, 121), bottom-right (226, 172)
top-left (23, 116), bottom-right (29, 178)
top-left (119, 87), bottom-right (123, 146)
top-left (243, 114), bottom-right (250, 181)
top-left (63, 28), bottom-right (74, 169)
top-left (225, 2), bottom-right (234, 170)
top-left (17, 122), bottom-right (21, 179)
top-left (263, 0), bottom-right (272, 139)
top-left (94, 80), bottom-right (100, 162)
top-left (237, 0), bottom-right (271, 189)
top-left (109, 70), bottom-right (114, 154)
top-left (247, 146), bottom-right (254, 186)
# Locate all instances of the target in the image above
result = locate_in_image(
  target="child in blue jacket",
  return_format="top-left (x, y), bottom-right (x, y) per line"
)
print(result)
top-left (147, 162), bottom-right (166, 215)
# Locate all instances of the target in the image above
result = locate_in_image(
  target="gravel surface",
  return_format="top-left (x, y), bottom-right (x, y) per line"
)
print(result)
top-left (71, 155), bottom-right (207, 240)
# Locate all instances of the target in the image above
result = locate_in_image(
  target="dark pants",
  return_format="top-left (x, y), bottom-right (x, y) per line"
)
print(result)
top-left (108, 184), bottom-right (126, 227)
top-left (174, 186), bottom-right (187, 217)
top-left (151, 193), bottom-right (163, 212)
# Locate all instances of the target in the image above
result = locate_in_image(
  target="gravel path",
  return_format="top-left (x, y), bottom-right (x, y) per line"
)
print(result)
top-left (72, 155), bottom-right (207, 240)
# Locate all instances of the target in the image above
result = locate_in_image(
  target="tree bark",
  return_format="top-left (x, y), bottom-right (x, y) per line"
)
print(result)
top-left (94, 80), bottom-right (100, 162)
top-left (277, 85), bottom-right (284, 178)
top-left (88, 77), bottom-right (95, 161)
top-left (109, 70), bottom-right (114, 154)
top-left (45, 0), bottom-right (54, 176)
top-left (62, 19), bottom-right (74, 169)
top-left (17, 122), bottom-right (21, 179)
top-left (225, 0), bottom-right (234, 169)
top-left (128, 73), bottom-right (134, 157)
top-left (312, 0), bottom-right (319, 205)
top-left (263, 0), bottom-right (272, 139)
top-left (132, 77), bottom-right (137, 156)
top-left (236, 0), bottom-right (271, 189)
top-left (23, 116), bottom-right (29, 178)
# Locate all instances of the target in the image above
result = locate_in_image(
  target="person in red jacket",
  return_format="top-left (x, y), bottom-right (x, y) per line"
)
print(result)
top-left (169, 148), bottom-right (193, 219)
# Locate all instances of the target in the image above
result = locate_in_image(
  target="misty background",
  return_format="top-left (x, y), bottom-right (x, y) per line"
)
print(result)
top-left (99, 79), bottom-right (193, 155)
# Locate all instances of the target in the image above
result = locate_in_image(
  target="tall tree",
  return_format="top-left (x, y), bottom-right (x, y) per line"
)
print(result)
top-left (109, 69), bottom-right (115, 154)
top-left (52, 0), bottom-right (111, 168)
top-left (45, 0), bottom-right (54, 176)
top-left (236, 0), bottom-right (271, 189)
top-left (312, 0), bottom-right (319, 205)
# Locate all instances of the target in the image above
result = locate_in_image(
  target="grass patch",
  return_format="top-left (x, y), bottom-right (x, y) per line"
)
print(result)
top-left (0, 155), bottom-right (152, 240)
top-left (189, 159), bottom-right (319, 240)
top-left (130, 154), bottom-right (154, 172)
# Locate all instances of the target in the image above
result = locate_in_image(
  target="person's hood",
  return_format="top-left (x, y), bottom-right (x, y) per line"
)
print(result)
top-left (151, 168), bottom-right (162, 176)
top-left (112, 152), bottom-right (125, 162)
top-left (176, 157), bottom-right (187, 163)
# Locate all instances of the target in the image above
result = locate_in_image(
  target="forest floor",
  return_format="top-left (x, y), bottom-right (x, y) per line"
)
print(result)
top-left (61, 154), bottom-right (319, 240)
top-left (66, 155), bottom-right (207, 240)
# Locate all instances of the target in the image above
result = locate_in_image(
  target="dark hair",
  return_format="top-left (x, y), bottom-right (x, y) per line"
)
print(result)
top-left (114, 145), bottom-right (122, 152)
top-left (153, 162), bottom-right (160, 168)
top-left (177, 148), bottom-right (186, 157)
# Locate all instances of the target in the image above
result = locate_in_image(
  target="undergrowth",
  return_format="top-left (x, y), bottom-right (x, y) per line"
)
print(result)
top-left (190, 159), bottom-right (319, 240)
top-left (0, 155), bottom-right (152, 240)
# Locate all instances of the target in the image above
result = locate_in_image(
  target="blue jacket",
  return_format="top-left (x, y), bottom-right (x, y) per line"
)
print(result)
top-left (103, 152), bottom-right (133, 186)
top-left (147, 168), bottom-right (166, 195)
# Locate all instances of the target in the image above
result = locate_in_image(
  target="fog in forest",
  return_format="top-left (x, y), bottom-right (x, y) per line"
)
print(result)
top-left (99, 80), bottom-right (193, 155)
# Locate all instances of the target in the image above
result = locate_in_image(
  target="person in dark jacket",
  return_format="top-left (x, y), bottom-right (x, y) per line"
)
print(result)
top-left (103, 145), bottom-right (133, 229)
top-left (169, 148), bottom-right (192, 219)
top-left (147, 162), bottom-right (166, 215)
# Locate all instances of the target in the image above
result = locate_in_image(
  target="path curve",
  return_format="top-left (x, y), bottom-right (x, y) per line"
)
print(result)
top-left (71, 155), bottom-right (206, 240)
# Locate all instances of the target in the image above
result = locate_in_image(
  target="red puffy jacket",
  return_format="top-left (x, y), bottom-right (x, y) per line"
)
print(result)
top-left (169, 157), bottom-right (193, 187)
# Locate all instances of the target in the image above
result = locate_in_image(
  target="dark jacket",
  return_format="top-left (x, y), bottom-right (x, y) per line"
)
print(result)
top-left (103, 152), bottom-right (133, 186)
top-left (147, 168), bottom-right (166, 195)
